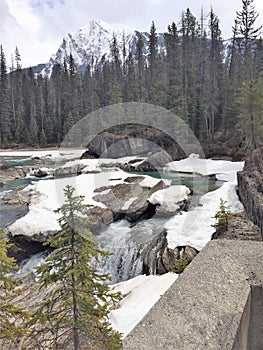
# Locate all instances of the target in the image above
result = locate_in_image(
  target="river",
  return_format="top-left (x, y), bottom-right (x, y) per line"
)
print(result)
top-left (0, 150), bottom-right (243, 284)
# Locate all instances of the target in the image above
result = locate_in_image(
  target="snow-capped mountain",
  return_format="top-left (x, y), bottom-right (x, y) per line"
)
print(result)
top-left (41, 20), bottom-right (165, 76)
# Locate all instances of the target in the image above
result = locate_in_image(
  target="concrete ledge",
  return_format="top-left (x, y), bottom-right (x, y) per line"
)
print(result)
top-left (123, 240), bottom-right (263, 350)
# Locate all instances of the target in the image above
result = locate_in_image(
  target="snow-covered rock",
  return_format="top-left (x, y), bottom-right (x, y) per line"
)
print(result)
top-left (41, 20), bottom-right (165, 77)
top-left (7, 169), bottom-right (165, 238)
top-left (148, 185), bottom-right (191, 212)
top-left (55, 159), bottom-right (102, 176)
top-left (164, 154), bottom-right (244, 182)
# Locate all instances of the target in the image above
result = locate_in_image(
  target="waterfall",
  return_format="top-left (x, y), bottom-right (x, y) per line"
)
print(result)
top-left (96, 219), bottom-right (167, 284)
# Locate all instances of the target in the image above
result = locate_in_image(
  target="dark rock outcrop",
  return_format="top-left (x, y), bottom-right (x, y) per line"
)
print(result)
top-left (80, 128), bottom-right (185, 160)
top-left (237, 147), bottom-right (263, 237)
top-left (156, 243), bottom-right (199, 274)
top-left (33, 168), bottom-right (49, 178)
top-left (212, 212), bottom-right (262, 241)
top-left (7, 234), bottom-right (48, 264)
top-left (142, 229), bottom-right (168, 275)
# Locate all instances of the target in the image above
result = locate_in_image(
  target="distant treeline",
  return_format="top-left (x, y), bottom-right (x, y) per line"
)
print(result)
top-left (0, 0), bottom-right (262, 150)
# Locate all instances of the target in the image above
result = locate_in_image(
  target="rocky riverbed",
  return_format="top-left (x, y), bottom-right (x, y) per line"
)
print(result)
top-left (0, 162), bottom-right (28, 185)
top-left (3, 147), bottom-right (262, 343)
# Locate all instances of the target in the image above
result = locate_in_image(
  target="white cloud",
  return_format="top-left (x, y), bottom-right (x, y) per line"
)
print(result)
top-left (2, 0), bottom-right (263, 67)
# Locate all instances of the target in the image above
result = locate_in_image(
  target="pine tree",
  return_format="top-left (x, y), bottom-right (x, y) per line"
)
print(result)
top-left (253, 37), bottom-right (263, 78)
top-left (110, 35), bottom-right (122, 83)
top-left (12, 47), bottom-right (26, 144)
top-left (236, 0), bottom-right (262, 48)
top-left (111, 82), bottom-right (123, 104)
top-left (15, 47), bottom-right (22, 70)
top-left (236, 78), bottom-right (263, 149)
top-left (148, 21), bottom-right (158, 86)
top-left (204, 8), bottom-right (223, 140)
top-left (0, 45), bottom-right (11, 145)
top-left (235, 0), bottom-right (262, 79)
top-left (212, 199), bottom-right (232, 233)
top-left (28, 186), bottom-right (121, 350)
top-left (135, 32), bottom-right (145, 100)
top-left (0, 230), bottom-right (29, 348)
top-left (179, 9), bottom-right (199, 129)
top-left (164, 22), bottom-right (182, 111)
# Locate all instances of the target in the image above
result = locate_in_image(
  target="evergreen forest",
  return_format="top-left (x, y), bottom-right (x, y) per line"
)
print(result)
top-left (0, 1), bottom-right (263, 152)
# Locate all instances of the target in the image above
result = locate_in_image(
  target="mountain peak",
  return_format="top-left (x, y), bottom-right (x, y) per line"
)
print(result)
top-left (41, 20), bottom-right (165, 77)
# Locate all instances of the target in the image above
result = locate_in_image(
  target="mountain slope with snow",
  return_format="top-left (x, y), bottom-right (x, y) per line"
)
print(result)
top-left (41, 20), bottom-right (165, 76)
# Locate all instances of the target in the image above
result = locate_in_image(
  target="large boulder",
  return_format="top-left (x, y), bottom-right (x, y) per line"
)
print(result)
top-left (84, 206), bottom-right (114, 233)
top-left (54, 159), bottom-right (102, 176)
top-left (2, 186), bottom-right (32, 205)
top-left (148, 185), bottom-right (191, 215)
top-left (125, 180), bottom-right (165, 222)
top-left (136, 150), bottom-right (173, 171)
top-left (237, 146), bottom-right (263, 237)
top-left (33, 168), bottom-right (49, 178)
top-left (118, 150), bottom-right (173, 172)
top-left (93, 178), bottom-right (166, 222)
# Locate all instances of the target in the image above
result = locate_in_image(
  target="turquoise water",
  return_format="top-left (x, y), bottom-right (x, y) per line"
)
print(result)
top-left (0, 157), bottom-right (223, 230)
top-left (0, 155), bottom-right (56, 228)
top-left (135, 171), bottom-right (223, 193)
top-left (1, 157), bottom-right (39, 166)
top-left (0, 175), bottom-right (53, 193)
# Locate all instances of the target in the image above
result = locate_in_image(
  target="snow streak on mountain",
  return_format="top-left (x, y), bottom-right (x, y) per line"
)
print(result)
top-left (41, 20), bottom-right (165, 76)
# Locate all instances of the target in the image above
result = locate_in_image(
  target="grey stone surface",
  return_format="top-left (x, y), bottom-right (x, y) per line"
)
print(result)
top-left (123, 240), bottom-right (263, 350)
top-left (233, 285), bottom-right (263, 350)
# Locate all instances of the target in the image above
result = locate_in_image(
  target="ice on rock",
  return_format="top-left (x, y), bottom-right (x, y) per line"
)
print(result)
top-left (148, 185), bottom-right (191, 212)
top-left (164, 153), bottom-right (244, 182)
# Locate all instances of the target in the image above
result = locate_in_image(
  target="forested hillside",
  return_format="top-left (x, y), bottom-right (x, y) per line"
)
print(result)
top-left (0, 1), bottom-right (262, 153)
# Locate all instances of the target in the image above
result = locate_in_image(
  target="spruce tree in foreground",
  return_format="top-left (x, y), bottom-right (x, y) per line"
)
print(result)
top-left (0, 230), bottom-right (29, 348)
top-left (28, 186), bottom-right (121, 350)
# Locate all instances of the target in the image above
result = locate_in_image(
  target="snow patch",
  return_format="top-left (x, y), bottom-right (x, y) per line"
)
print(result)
top-left (164, 154), bottom-right (244, 181)
top-left (109, 273), bottom-right (178, 337)
top-left (148, 185), bottom-right (191, 212)
top-left (165, 181), bottom-right (244, 251)
top-left (0, 149), bottom-right (83, 161)
top-left (139, 176), bottom-right (162, 188)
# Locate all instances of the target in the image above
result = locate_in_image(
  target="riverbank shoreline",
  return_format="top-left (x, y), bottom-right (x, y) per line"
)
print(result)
top-left (0, 147), bottom-right (60, 153)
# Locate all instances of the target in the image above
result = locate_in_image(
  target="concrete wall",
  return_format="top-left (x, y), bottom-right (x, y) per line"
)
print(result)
top-left (247, 285), bottom-right (263, 350)
top-left (233, 285), bottom-right (263, 350)
top-left (123, 240), bottom-right (263, 350)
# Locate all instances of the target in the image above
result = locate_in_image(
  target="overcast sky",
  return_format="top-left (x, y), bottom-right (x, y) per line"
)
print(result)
top-left (1, 0), bottom-right (263, 67)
